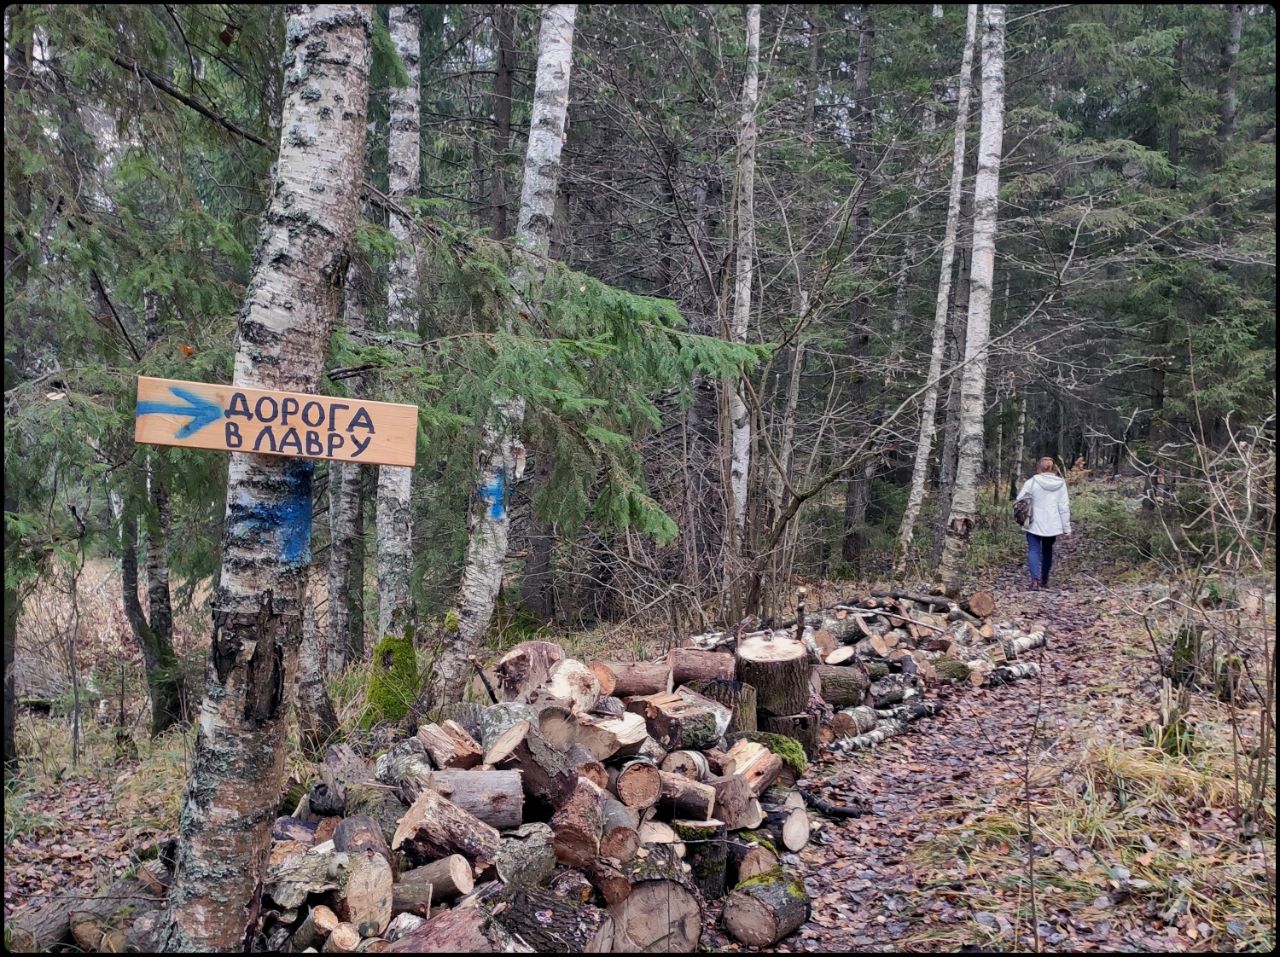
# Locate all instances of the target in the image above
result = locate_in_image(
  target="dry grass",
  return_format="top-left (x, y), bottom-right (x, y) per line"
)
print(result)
top-left (910, 727), bottom-right (1276, 952)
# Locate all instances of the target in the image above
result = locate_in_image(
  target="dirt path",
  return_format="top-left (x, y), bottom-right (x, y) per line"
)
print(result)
top-left (703, 532), bottom-right (1191, 953)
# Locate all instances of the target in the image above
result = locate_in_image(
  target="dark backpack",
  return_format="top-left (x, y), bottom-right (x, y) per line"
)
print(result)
top-left (1014, 497), bottom-right (1032, 526)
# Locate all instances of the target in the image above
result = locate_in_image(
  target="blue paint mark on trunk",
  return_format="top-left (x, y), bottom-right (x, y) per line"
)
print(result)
top-left (479, 469), bottom-right (507, 521)
top-left (227, 460), bottom-right (315, 566)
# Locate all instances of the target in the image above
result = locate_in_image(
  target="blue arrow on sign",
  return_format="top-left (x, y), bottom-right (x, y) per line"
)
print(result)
top-left (136, 385), bottom-right (224, 438)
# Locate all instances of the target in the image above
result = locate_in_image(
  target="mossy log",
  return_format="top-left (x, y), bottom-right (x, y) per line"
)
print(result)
top-left (933, 657), bottom-right (972, 682)
top-left (721, 868), bottom-right (810, 947)
top-left (758, 716), bottom-right (819, 762)
top-left (672, 818), bottom-right (729, 899)
top-left (686, 678), bottom-right (757, 735)
top-left (494, 822), bottom-right (557, 887)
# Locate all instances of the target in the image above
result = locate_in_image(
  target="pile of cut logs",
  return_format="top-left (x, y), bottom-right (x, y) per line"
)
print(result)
top-left (246, 589), bottom-right (1047, 953)
top-left (9, 589), bottom-right (1049, 954)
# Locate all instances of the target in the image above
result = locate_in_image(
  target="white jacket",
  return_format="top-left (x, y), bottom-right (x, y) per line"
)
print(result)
top-left (1016, 473), bottom-right (1072, 537)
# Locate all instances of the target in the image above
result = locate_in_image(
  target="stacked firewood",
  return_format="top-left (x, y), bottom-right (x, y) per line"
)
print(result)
top-left (258, 633), bottom-right (835, 953)
top-left (251, 589), bottom-right (1048, 954)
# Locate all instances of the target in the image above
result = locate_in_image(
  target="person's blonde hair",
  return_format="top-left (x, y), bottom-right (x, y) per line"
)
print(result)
top-left (1036, 456), bottom-right (1057, 474)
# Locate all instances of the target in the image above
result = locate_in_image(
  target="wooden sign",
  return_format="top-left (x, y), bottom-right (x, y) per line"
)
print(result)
top-left (134, 376), bottom-right (417, 467)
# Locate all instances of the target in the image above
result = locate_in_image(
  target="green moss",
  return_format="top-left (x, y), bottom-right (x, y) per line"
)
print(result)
top-left (934, 657), bottom-right (971, 681)
top-left (363, 633), bottom-right (420, 727)
top-left (743, 732), bottom-right (808, 775)
top-left (735, 867), bottom-right (784, 889)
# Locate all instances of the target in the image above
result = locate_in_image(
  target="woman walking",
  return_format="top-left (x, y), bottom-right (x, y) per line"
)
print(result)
top-left (1015, 456), bottom-right (1072, 589)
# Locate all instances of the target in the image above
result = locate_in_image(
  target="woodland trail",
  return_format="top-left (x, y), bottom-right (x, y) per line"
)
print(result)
top-left (702, 531), bottom-right (1196, 953)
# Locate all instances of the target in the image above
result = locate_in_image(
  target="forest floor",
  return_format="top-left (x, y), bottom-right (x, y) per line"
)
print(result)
top-left (4, 485), bottom-right (1275, 952)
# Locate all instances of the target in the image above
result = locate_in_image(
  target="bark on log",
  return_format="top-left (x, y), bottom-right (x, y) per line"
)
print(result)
top-left (707, 773), bottom-right (764, 830)
top-left (485, 884), bottom-right (616, 952)
top-left (658, 770), bottom-right (716, 820)
top-left (291, 904), bottom-right (341, 952)
top-left (1000, 631), bottom-right (1046, 660)
top-left (331, 851), bottom-right (393, 938)
top-left (659, 749), bottom-right (709, 781)
top-left (574, 712), bottom-right (648, 761)
top-left (735, 634), bottom-right (809, 717)
top-left (611, 844), bottom-right (701, 952)
top-left (7, 863), bottom-right (172, 954)
top-left (567, 743), bottom-right (609, 788)
top-left (626, 691), bottom-right (727, 750)
top-left (484, 720), bottom-right (577, 810)
top-left (814, 664), bottom-right (870, 708)
top-left (322, 922), bottom-right (362, 953)
top-left (274, 816), bottom-right (318, 844)
top-left (603, 661), bottom-right (672, 697)
top-left (493, 640), bottom-right (564, 701)
top-left (831, 718), bottom-right (908, 752)
top-left (397, 768), bottom-right (525, 830)
top-left (546, 658), bottom-right (602, 713)
top-left (550, 776), bottom-right (606, 867)
top-left (392, 856), bottom-right (474, 916)
top-left (987, 661), bottom-right (1041, 685)
top-left (608, 758), bottom-right (662, 810)
top-left (494, 822), bottom-right (557, 887)
top-left (384, 912), bottom-right (425, 943)
top-left (685, 678), bottom-right (757, 735)
top-left (726, 838), bottom-right (780, 888)
top-left (869, 673), bottom-right (919, 709)
top-left (724, 740), bottom-right (783, 797)
top-left (334, 815), bottom-right (392, 866)
top-left (600, 799), bottom-right (641, 861)
top-left (382, 907), bottom-right (522, 953)
top-left (721, 868), bottom-right (810, 947)
top-left (963, 590), bottom-right (996, 618)
top-left (933, 657), bottom-right (972, 682)
top-left (478, 702), bottom-right (538, 751)
top-left (704, 747), bottom-right (738, 777)
top-left (547, 869), bottom-right (593, 902)
top-left (830, 705), bottom-right (877, 738)
top-left (667, 649), bottom-right (735, 687)
top-left (439, 702), bottom-right (486, 742)
top-left (584, 858), bottom-right (633, 907)
top-left (416, 721), bottom-right (483, 769)
top-left (758, 804), bottom-right (809, 852)
top-left (672, 818), bottom-right (728, 899)
top-left (267, 841), bottom-right (349, 910)
top-left (391, 789), bottom-right (501, 868)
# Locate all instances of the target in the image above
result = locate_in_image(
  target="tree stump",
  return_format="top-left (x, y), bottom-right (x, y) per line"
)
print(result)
top-left (735, 634), bottom-right (809, 717)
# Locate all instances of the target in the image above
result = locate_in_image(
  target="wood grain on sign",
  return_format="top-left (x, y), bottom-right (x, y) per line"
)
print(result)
top-left (134, 376), bottom-right (417, 467)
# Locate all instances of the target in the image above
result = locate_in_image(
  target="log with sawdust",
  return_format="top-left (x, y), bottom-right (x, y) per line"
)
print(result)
top-left (610, 843), bottom-right (702, 952)
top-left (735, 633), bottom-right (810, 718)
top-left (566, 742), bottom-right (609, 788)
top-left (391, 789), bottom-right (501, 869)
top-left (382, 906), bottom-right (522, 953)
top-left (608, 757), bottom-right (662, 810)
top-left (721, 867), bottom-right (810, 947)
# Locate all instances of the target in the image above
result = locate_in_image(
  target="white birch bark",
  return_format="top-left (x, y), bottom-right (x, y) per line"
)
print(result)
top-left (729, 3), bottom-right (760, 542)
top-left (894, 4), bottom-right (977, 575)
top-left (938, 4), bottom-right (1007, 592)
top-left (1008, 392), bottom-right (1026, 499)
top-left (376, 3), bottom-right (421, 639)
top-left (160, 7), bottom-right (371, 951)
top-left (422, 4), bottom-right (577, 714)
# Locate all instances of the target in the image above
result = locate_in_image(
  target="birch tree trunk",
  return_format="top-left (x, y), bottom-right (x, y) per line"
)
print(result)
top-left (895, 4), bottom-right (977, 575)
top-left (420, 4), bottom-right (577, 715)
top-left (938, 4), bottom-right (1007, 593)
top-left (160, 7), bottom-right (371, 950)
top-left (728, 3), bottom-right (760, 546)
top-left (327, 261), bottom-right (368, 673)
top-left (1008, 392), bottom-right (1027, 500)
top-left (376, 3), bottom-right (421, 640)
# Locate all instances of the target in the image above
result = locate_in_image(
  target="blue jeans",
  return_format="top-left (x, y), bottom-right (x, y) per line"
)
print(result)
top-left (1026, 533), bottom-right (1057, 585)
